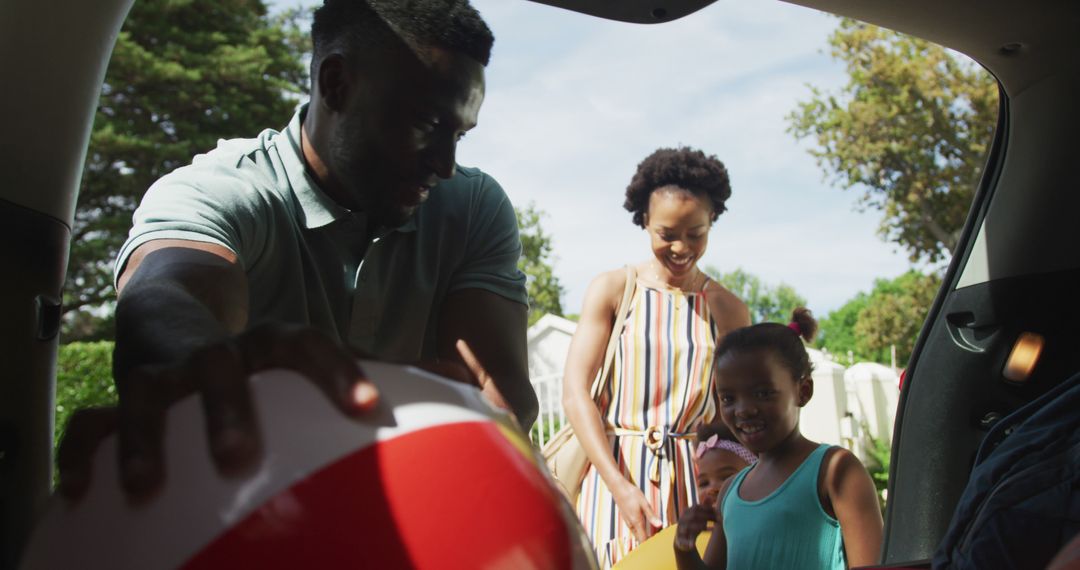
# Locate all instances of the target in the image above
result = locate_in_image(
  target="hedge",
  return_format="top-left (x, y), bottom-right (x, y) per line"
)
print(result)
top-left (54, 341), bottom-right (117, 451)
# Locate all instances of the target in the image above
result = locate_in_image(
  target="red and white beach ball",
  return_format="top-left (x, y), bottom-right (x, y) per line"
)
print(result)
top-left (20, 361), bottom-right (596, 569)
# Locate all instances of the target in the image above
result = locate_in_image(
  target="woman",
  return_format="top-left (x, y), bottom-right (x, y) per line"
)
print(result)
top-left (562, 147), bottom-right (750, 567)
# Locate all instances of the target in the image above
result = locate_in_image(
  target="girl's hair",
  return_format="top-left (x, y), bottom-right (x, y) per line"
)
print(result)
top-left (623, 146), bottom-right (731, 228)
top-left (715, 307), bottom-right (819, 381)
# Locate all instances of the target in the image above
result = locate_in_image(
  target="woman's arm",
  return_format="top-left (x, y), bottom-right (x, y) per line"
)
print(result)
top-left (825, 448), bottom-right (884, 567)
top-left (561, 269), bottom-right (660, 541)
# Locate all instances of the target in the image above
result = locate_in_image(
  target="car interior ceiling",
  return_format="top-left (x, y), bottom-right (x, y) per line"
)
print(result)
top-left (1, 0), bottom-right (1078, 567)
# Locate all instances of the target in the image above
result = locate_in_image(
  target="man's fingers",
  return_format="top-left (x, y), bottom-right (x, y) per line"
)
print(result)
top-left (57, 407), bottom-right (118, 500)
top-left (237, 325), bottom-right (378, 414)
top-left (190, 343), bottom-right (262, 476)
top-left (455, 339), bottom-right (515, 412)
top-left (415, 360), bottom-right (479, 387)
top-left (454, 339), bottom-right (489, 387)
top-left (116, 368), bottom-right (167, 501)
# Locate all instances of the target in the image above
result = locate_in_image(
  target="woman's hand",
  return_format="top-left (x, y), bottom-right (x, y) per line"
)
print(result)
top-left (674, 504), bottom-right (715, 552)
top-left (611, 478), bottom-right (663, 542)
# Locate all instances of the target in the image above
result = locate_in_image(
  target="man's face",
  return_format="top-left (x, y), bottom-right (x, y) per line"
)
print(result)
top-left (329, 44), bottom-right (485, 227)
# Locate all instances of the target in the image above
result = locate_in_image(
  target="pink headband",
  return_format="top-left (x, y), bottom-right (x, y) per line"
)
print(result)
top-left (695, 434), bottom-right (757, 465)
top-left (787, 321), bottom-right (802, 335)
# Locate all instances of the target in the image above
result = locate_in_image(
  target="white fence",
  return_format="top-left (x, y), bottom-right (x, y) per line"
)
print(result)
top-left (530, 373), bottom-right (564, 448)
top-left (526, 359), bottom-right (900, 458)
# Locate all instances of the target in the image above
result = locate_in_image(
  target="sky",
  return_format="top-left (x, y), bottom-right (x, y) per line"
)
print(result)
top-left (269, 0), bottom-right (923, 315)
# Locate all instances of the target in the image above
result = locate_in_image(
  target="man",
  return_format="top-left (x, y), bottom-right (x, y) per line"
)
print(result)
top-left (59, 0), bottom-right (536, 500)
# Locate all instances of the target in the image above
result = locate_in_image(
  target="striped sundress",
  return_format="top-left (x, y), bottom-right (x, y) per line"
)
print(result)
top-left (576, 277), bottom-right (720, 568)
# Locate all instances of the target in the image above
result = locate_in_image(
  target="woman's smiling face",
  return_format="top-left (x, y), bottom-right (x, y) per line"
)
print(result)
top-left (643, 186), bottom-right (713, 279)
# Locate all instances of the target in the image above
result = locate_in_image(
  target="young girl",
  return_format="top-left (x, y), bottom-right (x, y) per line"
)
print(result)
top-left (674, 308), bottom-right (884, 569)
top-left (694, 421), bottom-right (756, 508)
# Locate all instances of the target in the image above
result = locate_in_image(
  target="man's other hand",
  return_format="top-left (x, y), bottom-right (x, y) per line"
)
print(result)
top-left (57, 323), bottom-right (377, 502)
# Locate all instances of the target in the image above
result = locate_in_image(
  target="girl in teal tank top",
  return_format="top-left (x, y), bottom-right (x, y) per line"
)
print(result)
top-left (674, 309), bottom-right (884, 569)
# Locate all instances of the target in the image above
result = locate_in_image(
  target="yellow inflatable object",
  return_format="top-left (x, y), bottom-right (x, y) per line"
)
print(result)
top-left (612, 525), bottom-right (712, 569)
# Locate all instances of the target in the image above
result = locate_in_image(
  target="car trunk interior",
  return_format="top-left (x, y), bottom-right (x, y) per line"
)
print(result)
top-left (1, 0), bottom-right (1077, 567)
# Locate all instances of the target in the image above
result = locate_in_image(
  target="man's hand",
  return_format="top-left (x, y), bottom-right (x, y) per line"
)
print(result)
top-left (57, 323), bottom-right (377, 502)
top-left (437, 289), bottom-right (536, 428)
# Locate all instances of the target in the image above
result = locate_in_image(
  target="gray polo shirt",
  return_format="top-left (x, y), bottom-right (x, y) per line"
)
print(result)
top-left (116, 104), bottom-right (527, 362)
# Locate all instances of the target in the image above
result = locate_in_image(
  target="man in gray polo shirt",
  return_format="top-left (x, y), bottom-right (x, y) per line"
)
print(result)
top-left (59, 0), bottom-right (537, 499)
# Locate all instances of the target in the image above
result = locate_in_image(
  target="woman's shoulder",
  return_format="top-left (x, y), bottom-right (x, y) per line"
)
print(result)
top-left (589, 265), bottom-right (634, 291)
top-left (581, 265), bottom-right (636, 313)
top-left (703, 279), bottom-right (751, 329)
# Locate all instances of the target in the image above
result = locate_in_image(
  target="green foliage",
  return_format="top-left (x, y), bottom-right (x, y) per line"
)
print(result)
top-left (862, 431), bottom-right (892, 513)
top-left (788, 18), bottom-right (998, 264)
top-left (63, 0), bottom-right (310, 340)
top-left (54, 342), bottom-right (117, 451)
top-left (816, 293), bottom-right (870, 361)
top-left (817, 270), bottom-right (940, 365)
top-left (854, 271), bottom-right (940, 365)
top-left (530, 416), bottom-right (563, 447)
top-left (705, 266), bottom-right (807, 324)
top-left (517, 203), bottom-right (566, 326)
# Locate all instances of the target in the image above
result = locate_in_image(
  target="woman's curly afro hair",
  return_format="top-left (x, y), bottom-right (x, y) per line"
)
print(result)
top-left (623, 146), bottom-right (731, 228)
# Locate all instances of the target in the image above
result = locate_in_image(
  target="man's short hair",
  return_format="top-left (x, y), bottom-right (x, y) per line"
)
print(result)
top-left (311, 0), bottom-right (495, 78)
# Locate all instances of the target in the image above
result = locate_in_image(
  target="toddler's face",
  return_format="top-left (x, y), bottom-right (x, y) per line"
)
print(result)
top-left (695, 448), bottom-right (750, 507)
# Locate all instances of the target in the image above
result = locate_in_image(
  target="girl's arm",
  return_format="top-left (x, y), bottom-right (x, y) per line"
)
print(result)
top-left (561, 269), bottom-right (660, 541)
top-left (674, 478), bottom-right (731, 570)
top-left (824, 448), bottom-right (884, 567)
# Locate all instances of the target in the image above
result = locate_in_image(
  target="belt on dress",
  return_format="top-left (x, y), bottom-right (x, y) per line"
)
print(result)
top-left (608, 425), bottom-right (695, 451)
top-left (607, 426), bottom-right (696, 484)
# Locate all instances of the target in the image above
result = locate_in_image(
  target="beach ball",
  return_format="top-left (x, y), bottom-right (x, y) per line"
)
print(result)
top-left (20, 361), bottom-right (597, 569)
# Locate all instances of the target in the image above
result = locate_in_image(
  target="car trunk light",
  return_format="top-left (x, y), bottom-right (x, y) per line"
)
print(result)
top-left (1003, 332), bottom-right (1044, 383)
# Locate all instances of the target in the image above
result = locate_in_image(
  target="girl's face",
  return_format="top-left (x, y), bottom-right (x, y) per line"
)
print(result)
top-left (714, 348), bottom-right (812, 455)
top-left (643, 186), bottom-right (713, 280)
top-left (696, 449), bottom-right (750, 507)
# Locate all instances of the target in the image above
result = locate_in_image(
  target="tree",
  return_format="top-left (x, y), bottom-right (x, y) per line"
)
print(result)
top-left (788, 18), bottom-right (998, 264)
top-left (63, 0), bottom-right (310, 340)
top-left (816, 292), bottom-right (871, 362)
top-left (516, 204), bottom-right (565, 326)
top-left (705, 267), bottom-right (807, 324)
top-left (818, 270), bottom-right (940, 365)
top-left (854, 271), bottom-right (940, 365)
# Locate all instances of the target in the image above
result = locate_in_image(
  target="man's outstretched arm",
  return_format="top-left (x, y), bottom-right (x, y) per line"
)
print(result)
top-left (437, 288), bottom-right (537, 429)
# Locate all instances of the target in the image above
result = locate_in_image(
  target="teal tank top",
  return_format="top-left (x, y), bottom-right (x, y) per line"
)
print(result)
top-left (721, 443), bottom-right (845, 570)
